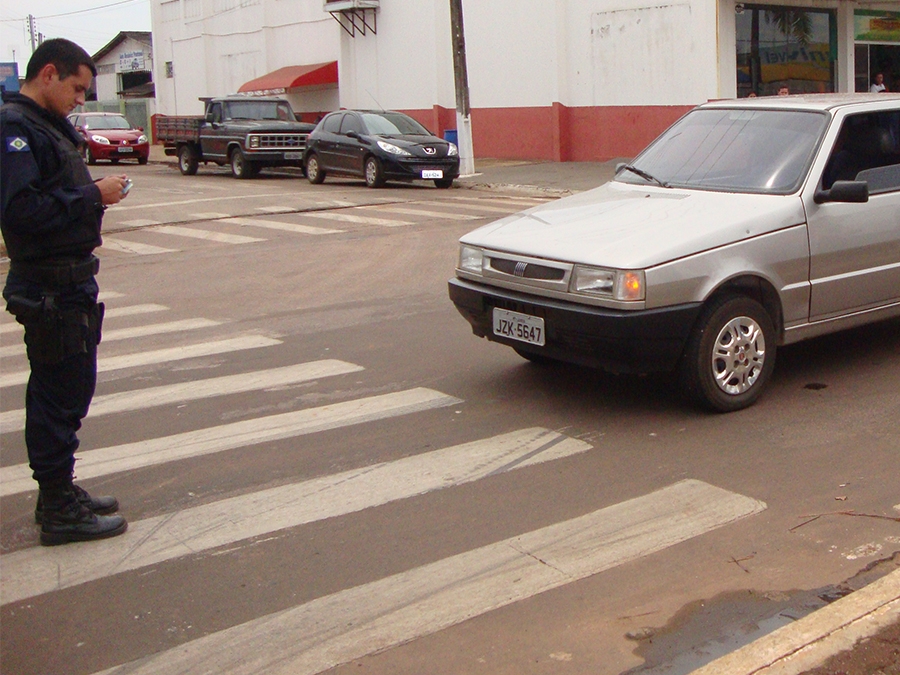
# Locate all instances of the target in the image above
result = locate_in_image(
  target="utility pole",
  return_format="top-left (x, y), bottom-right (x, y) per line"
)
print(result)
top-left (449, 0), bottom-right (474, 176)
top-left (27, 14), bottom-right (36, 53)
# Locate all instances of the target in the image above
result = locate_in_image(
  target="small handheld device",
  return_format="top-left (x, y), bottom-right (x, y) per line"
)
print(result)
top-left (121, 179), bottom-right (133, 196)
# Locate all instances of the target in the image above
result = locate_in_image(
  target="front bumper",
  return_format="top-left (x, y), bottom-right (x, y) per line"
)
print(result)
top-left (448, 277), bottom-right (702, 374)
top-left (384, 156), bottom-right (460, 181)
top-left (90, 142), bottom-right (150, 160)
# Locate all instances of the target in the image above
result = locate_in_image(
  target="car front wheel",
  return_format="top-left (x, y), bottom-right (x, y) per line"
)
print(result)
top-left (680, 295), bottom-right (776, 412)
top-left (306, 153), bottom-right (325, 184)
top-left (364, 156), bottom-right (386, 188)
top-left (230, 148), bottom-right (258, 179)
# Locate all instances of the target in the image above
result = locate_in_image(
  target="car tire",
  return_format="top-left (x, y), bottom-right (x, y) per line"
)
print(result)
top-left (138, 156), bottom-right (148, 165)
top-left (434, 178), bottom-right (454, 189)
top-left (680, 294), bottom-right (776, 412)
top-left (110, 157), bottom-right (119, 165)
top-left (364, 156), bottom-right (386, 188)
top-left (83, 146), bottom-right (95, 165)
top-left (513, 347), bottom-right (557, 366)
top-left (178, 145), bottom-right (199, 175)
top-left (306, 153), bottom-right (325, 184)
top-left (230, 148), bottom-right (258, 179)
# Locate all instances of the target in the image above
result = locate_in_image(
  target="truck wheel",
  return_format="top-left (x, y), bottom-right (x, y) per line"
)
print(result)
top-left (178, 145), bottom-right (199, 175)
top-left (230, 148), bottom-right (259, 179)
top-left (306, 153), bottom-right (325, 184)
top-left (364, 156), bottom-right (386, 188)
top-left (680, 295), bottom-right (776, 412)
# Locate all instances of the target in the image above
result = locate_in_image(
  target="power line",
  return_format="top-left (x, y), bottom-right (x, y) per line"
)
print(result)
top-left (3, 0), bottom-right (145, 23)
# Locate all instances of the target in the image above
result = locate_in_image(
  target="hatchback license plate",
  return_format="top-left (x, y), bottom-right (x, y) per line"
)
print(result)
top-left (117, 146), bottom-right (134, 153)
top-left (422, 169), bottom-right (443, 179)
top-left (493, 308), bottom-right (545, 346)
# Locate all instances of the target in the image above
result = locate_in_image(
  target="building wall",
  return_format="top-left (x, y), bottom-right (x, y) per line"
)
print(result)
top-left (151, 0), bottom-right (340, 115)
top-left (93, 35), bottom-right (154, 102)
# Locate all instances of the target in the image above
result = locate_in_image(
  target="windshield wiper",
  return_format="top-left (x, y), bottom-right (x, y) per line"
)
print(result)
top-left (621, 164), bottom-right (669, 188)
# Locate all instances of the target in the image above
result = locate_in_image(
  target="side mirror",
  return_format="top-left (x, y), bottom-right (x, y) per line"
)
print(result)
top-left (814, 180), bottom-right (869, 204)
top-left (346, 130), bottom-right (360, 139)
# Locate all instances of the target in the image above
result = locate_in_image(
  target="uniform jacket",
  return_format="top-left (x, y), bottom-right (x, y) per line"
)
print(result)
top-left (1, 91), bottom-right (104, 263)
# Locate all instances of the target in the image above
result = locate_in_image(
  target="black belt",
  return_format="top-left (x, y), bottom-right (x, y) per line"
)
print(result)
top-left (9, 256), bottom-right (100, 287)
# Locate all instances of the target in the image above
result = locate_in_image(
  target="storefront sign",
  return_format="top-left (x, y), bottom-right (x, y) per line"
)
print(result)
top-left (119, 50), bottom-right (147, 72)
top-left (855, 10), bottom-right (900, 43)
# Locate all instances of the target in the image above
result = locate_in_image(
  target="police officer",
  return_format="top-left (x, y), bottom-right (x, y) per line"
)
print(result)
top-left (1, 39), bottom-right (129, 545)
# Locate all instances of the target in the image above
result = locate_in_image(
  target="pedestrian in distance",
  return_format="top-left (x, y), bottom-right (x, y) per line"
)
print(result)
top-left (1, 38), bottom-right (130, 545)
top-left (870, 73), bottom-right (887, 93)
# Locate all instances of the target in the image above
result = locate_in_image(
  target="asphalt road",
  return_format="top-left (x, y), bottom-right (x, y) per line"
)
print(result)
top-left (1, 161), bottom-right (898, 675)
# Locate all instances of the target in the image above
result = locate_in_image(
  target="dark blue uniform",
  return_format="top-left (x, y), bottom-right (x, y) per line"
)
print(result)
top-left (1, 91), bottom-right (106, 485)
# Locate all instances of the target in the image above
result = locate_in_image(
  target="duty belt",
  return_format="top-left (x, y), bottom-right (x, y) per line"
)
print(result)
top-left (9, 256), bottom-right (100, 287)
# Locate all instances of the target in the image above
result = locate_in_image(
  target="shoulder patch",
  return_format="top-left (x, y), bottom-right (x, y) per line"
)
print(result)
top-left (6, 136), bottom-right (30, 152)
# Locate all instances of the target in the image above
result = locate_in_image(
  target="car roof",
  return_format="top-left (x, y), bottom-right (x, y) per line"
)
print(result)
top-left (73, 112), bottom-right (128, 116)
top-left (700, 92), bottom-right (900, 113)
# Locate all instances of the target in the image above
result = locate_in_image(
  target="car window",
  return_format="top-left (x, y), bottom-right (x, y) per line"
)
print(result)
top-left (360, 112), bottom-right (431, 136)
top-left (340, 114), bottom-right (363, 135)
top-left (618, 108), bottom-right (828, 194)
top-left (822, 110), bottom-right (900, 193)
top-left (84, 115), bottom-right (132, 130)
top-left (70, 115), bottom-right (82, 128)
top-left (322, 113), bottom-right (343, 133)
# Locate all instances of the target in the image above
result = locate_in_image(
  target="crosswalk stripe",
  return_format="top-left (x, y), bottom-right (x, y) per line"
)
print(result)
top-left (119, 219), bottom-right (161, 228)
top-left (223, 217), bottom-right (343, 235)
top-left (445, 195), bottom-right (549, 207)
top-left (0, 428), bottom-right (589, 605)
top-left (367, 206), bottom-right (481, 221)
top-left (86, 480), bottom-right (766, 675)
top-left (190, 212), bottom-right (232, 220)
top-left (300, 211), bottom-right (413, 227)
top-left (0, 387), bottom-right (459, 496)
top-left (257, 206), bottom-right (295, 213)
top-left (0, 318), bottom-right (222, 359)
top-left (110, 192), bottom-right (288, 212)
top-left (103, 303), bottom-right (169, 317)
top-left (0, 360), bottom-right (364, 434)
top-left (101, 237), bottom-right (179, 255)
top-left (441, 201), bottom-right (534, 214)
top-left (154, 225), bottom-right (265, 244)
top-left (0, 335), bottom-right (281, 388)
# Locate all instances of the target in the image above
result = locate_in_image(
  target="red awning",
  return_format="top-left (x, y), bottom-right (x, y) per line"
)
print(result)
top-left (238, 62), bottom-right (338, 94)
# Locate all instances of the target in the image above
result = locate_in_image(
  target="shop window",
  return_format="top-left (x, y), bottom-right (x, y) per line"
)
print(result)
top-left (736, 5), bottom-right (836, 97)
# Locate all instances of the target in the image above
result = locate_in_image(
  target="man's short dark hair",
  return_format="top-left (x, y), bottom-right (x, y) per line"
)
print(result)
top-left (25, 38), bottom-right (97, 82)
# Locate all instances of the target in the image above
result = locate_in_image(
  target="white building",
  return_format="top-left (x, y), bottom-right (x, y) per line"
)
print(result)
top-left (88, 32), bottom-right (156, 133)
top-left (151, 0), bottom-right (900, 160)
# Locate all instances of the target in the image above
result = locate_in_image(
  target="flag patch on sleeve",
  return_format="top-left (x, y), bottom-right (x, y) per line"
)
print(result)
top-left (6, 137), bottom-right (30, 152)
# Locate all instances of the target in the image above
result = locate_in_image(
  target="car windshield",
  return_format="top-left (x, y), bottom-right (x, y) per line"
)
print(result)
top-left (617, 108), bottom-right (828, 194)
top-left (225, 100), bottom-right (295, 121)
top-left (84, 115), bottom-right (132, 130)
top-left (361, 112), bottom-right (431, 136)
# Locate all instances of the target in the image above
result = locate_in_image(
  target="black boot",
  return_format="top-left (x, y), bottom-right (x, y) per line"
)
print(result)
top-left (38, 477), bottom-right (127, 546)
top-left (34, 483), bottom-right (119, 523)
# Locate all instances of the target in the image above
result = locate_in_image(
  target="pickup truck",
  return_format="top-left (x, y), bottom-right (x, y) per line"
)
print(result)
top-left (156, 97), bottom-right (316, 178)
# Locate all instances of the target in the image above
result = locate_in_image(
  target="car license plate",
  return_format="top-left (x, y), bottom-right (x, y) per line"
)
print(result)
top-left (493, 308), bottom-right (545, 346)
top-left (422, 169), bottom-right (443, 179)
top-left (284, 152), bottom-right (303, 160)
top-left (117, 146), bottom-right (134, 153)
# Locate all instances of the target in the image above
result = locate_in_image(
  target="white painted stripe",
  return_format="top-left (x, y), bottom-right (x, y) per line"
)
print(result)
top-left (190, 212), bottom-right (232, 220)
top-left (100, 238), bottom-right (178, 255)
top-left (368, 206), bottom-right (480, 221)
top-left (154, 225), bottom-right (265, 244)
top-left (0, 360), bottom-right (363, 434)
top-left (104, 303), bottom-right (169, 318)
top-left (444, 195), bottom-right (550, 206)
top-left (257, 206), bottom-right (295, 213)
top-left (98, 291), bottom-right (125, 300)
top-left (0, 319), bottom-right (222, 358)
top-left (87, 480), bottom-right (765, 675)
top-left (0, 387), bottom-right (459, 496)
top-left (0, 335), bottom-right (281, 388)
top-left (110, 192), bottom-right (288, 212)
top-left (223, 217), bottom-right (343, 235)
top-left (119, 219), bottom-right (161, 228)
top-left (0, 428), bottom-right (587, 605)
top-left (440, 201), bottom-right (531, 214)
top-left (300, 211), bottom-right (412, 227)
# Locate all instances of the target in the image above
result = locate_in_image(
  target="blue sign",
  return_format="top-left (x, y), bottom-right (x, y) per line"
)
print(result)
top-left (0, 62), bottom-right (20, 93)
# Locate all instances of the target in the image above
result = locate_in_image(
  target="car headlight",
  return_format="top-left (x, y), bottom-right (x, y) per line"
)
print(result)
top-left (248, 135), bottom-right (260, 149)
top-left (447, 143), bottom-right (458, 156)
top-left (137, 134), bottom-right (148, 144)
top-left (458, 245), bottom-right (484, 274)
top-left (377, 140), bottom-right (411, 156)
top-left (90, 135), bottom-right (111, 145)
top-left (571, 266), bottom-right (645, 301)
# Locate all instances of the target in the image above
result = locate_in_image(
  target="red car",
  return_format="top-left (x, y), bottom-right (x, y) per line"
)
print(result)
top-left (68, 112), bottom-right (150, 165)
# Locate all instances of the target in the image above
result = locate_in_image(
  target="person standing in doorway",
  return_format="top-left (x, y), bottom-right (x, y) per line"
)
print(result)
top-left (870, 73), bottom-right (887, 93)
top-left (1, 39), bottom-right (129, 545)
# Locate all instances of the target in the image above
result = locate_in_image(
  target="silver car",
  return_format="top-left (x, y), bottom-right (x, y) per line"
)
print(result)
top-left (449, 94), bottom-right (900, 412)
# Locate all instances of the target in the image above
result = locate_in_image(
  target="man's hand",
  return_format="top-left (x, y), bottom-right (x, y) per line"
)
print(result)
top-left (96, 175), bottom-right (129, 205)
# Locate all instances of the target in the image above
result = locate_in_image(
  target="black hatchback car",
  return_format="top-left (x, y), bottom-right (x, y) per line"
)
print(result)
top-left (304, 110), bottom-right (460, 188)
